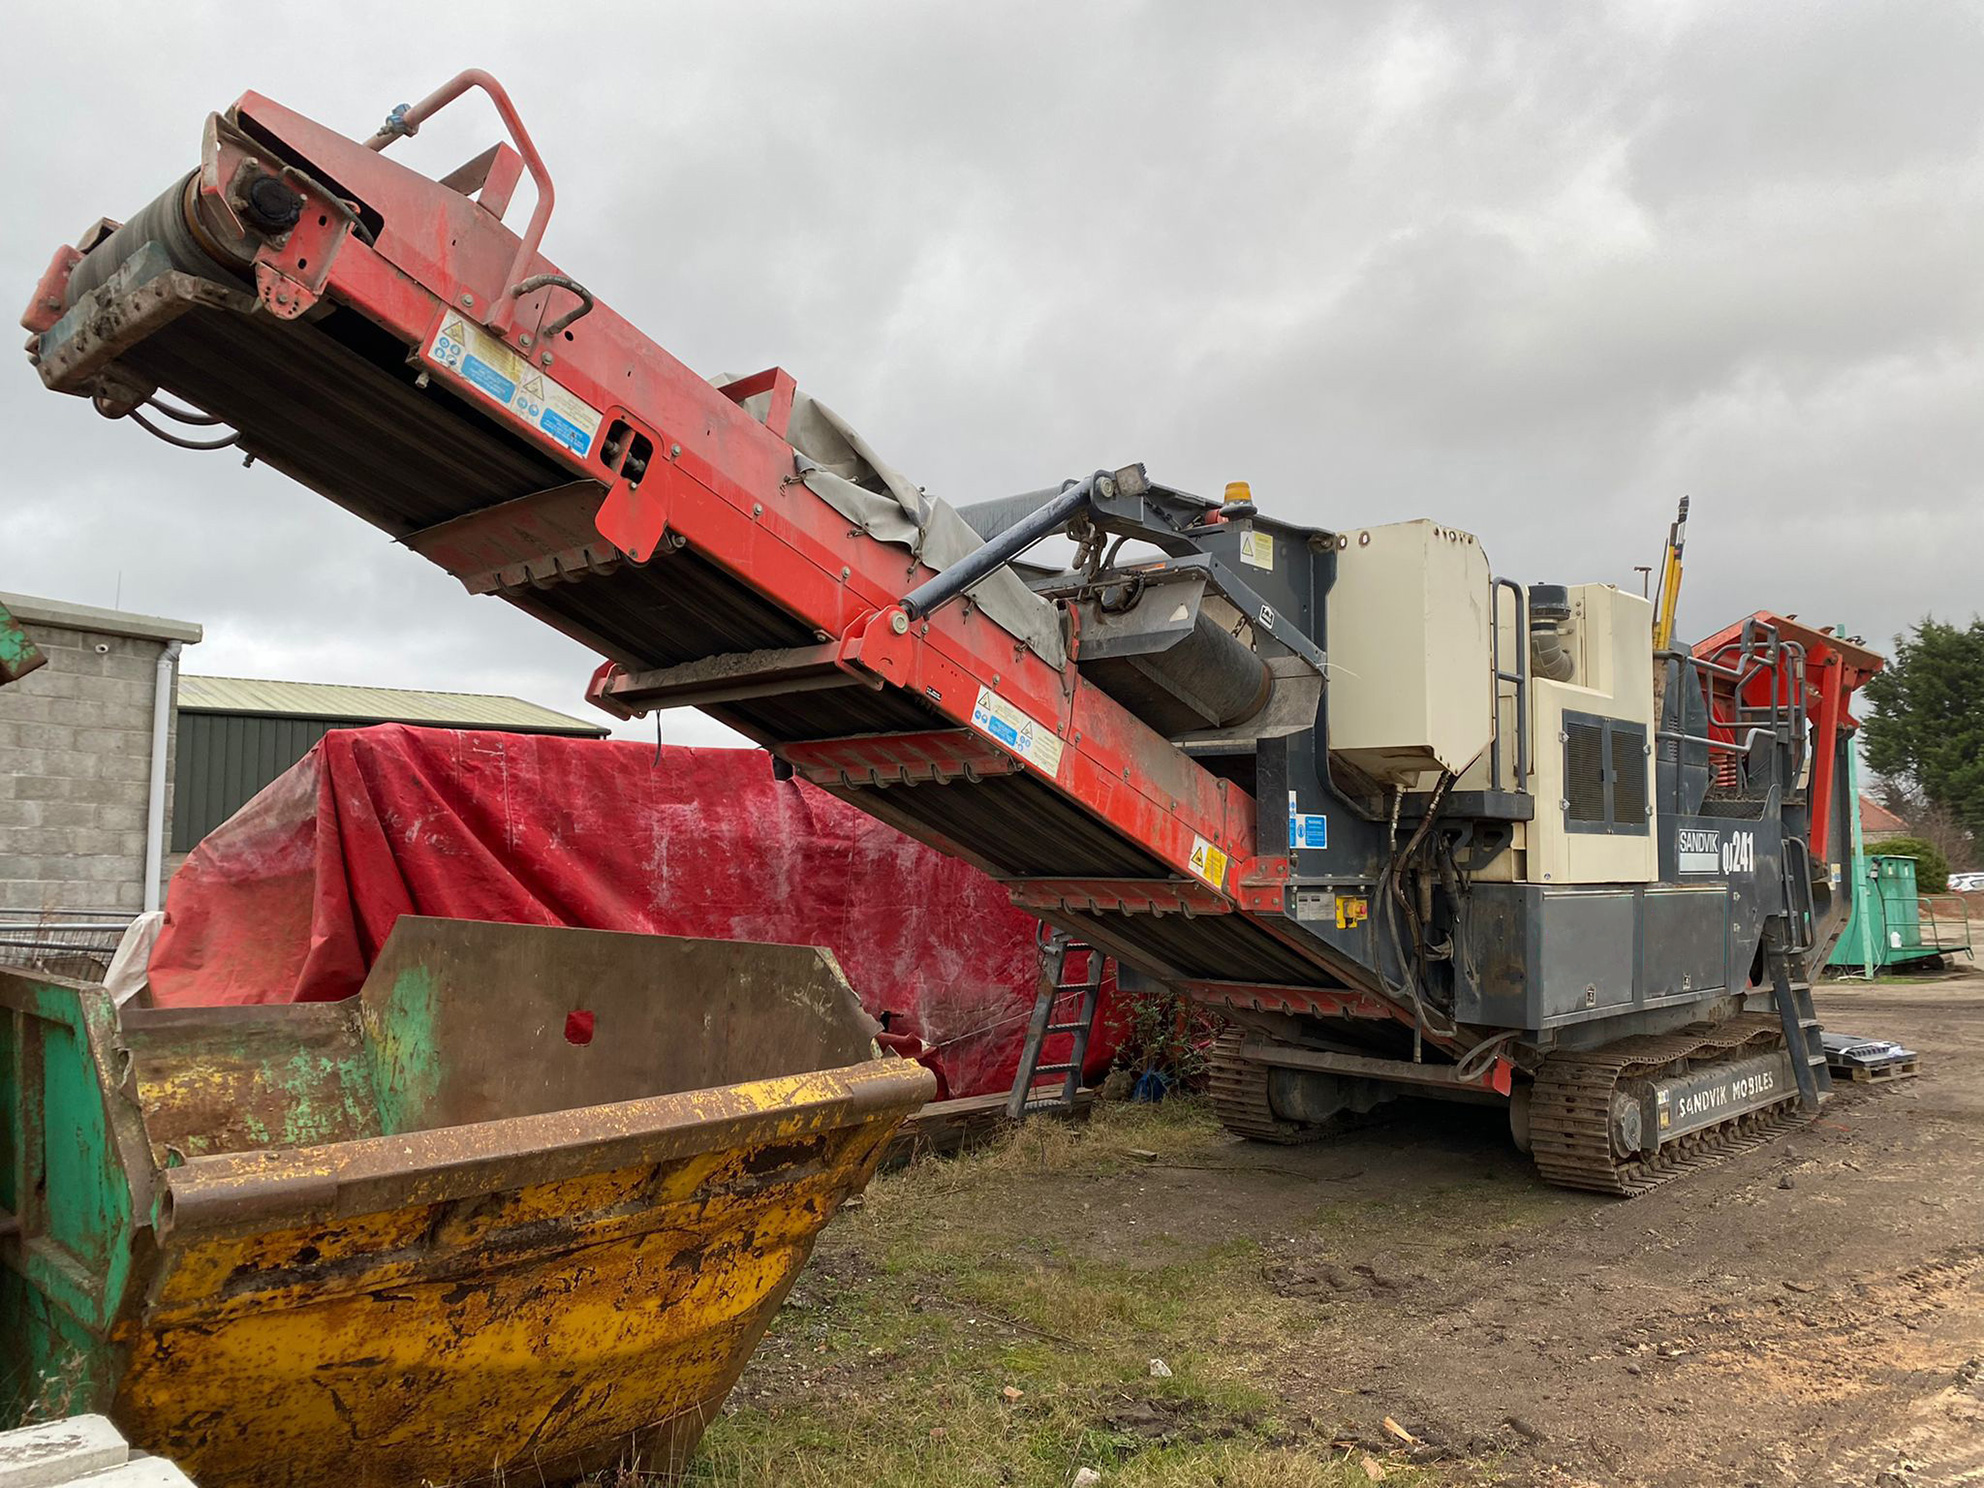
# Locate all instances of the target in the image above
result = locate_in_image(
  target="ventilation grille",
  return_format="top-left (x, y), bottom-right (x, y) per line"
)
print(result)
top-left (1612, 722), bottom-right (1648, 827)
top-left (1565, 720), bottom-right (1608, 823)
top-left (1561, 712), bottom-right (1650, 836)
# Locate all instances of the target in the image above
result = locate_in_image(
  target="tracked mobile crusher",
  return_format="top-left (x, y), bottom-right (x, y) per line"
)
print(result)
top-left (24, 72), bottom-right (1882, 1195)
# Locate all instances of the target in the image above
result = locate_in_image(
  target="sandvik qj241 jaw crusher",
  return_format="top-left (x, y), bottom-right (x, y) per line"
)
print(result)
top-left (23, 72), bottom-right (1884, 1195)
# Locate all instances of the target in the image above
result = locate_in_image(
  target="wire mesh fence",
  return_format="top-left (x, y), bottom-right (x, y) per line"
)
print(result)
top-left (0, 909), bottom-right (137, 983)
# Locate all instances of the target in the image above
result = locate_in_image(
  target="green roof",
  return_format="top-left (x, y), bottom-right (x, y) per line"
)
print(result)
top-left (176, 675), bottom-right (607, 735)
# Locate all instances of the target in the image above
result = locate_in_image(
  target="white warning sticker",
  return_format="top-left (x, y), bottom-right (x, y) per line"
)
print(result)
top-left (1239, 529), bottom-right (1274, 571)
top-left (969, 685), bottom-right (1064, 778)
top-left (429, 315), bottom-right (603, 458)
top-left (1188, 836), bottom-right (1230, 889)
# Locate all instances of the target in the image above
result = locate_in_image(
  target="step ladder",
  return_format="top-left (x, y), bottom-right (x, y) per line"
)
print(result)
top-left (1764, 920), bottom-right (1832, 1108)
top-left (1006, 929), bottom-right (1104, 1119)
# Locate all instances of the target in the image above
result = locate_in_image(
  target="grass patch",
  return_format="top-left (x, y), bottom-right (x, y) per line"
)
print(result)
top-left (688, 1425), bottom-right (1438, 1488)
top-left (677, 1098), bottom-right (1472, 1486)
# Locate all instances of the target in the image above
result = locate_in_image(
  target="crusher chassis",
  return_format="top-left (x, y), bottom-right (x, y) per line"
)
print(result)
top-left (21, 70), bottom-right (1885, 1192)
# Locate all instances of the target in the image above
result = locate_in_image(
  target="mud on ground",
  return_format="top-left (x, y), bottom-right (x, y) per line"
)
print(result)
top-left (699, 973), bottom-right (1984, 1487)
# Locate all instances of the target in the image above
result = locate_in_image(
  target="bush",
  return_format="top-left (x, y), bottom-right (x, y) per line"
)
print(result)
top-left (1111, 982), bottom-right (1221, 1093)
top-left (1869, 835), bottom-right (1950, 893)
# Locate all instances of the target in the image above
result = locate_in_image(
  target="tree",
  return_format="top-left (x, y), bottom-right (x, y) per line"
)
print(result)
top-left (1863, 618), bottom-right (1984, 852)
top-left (1867, 786), bottom-right (1976, 874)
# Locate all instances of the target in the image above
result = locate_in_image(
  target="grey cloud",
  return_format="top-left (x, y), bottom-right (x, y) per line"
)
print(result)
top-left (3, 0), bottom-right (1976, 753)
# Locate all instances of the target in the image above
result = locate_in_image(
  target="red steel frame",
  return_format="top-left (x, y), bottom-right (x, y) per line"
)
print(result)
top-left (68, 77), bottom-right (1272, 918)
top-left (1694, 612), bottom-right (1883, 862)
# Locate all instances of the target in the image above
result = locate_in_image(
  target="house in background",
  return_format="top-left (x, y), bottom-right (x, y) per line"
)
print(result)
top-left (1859, 794), bottom-right (1910, 845)
top-left (171, 676), bottom-right (607, 855)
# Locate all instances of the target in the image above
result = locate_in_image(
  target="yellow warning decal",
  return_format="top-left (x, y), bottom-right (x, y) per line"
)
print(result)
top-left (1239, 529), bottom-right (1274, 571)
top-left (1187, 836), bottom-right (1229, 889)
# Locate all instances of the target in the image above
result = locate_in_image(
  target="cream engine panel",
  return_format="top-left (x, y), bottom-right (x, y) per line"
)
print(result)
top-left (1324, 520), bottom-right (1495, 790)
top-left (1526, 584), bottom-right (1657, 885)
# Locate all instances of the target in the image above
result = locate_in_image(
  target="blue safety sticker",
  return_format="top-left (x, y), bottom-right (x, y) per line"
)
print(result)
top-left (461, 353), bottom-right (518, 405)
top-left (429, 314), bottom-right (603, 461)
top-left (969, 685), bottom-right (1063, 776)
top-left (540, 406), bottom-right (593, 456)
top-left (1287, 791), bottom-right (1327, 850)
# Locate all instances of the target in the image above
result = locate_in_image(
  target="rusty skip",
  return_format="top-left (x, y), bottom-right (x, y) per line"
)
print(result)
top-left (2, 917), bottom-right (934, 1487)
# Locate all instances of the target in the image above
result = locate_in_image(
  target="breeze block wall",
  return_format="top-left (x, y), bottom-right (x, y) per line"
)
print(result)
top-left (0, 594), bottom-right (201, 912)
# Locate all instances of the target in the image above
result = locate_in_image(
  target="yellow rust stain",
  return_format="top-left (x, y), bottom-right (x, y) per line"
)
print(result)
top-left (115, 1067), bottom-right (922, 1488)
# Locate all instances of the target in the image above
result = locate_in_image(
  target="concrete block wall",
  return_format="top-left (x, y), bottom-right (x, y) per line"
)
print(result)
top-left (0, 594), bottom-right (201, 913)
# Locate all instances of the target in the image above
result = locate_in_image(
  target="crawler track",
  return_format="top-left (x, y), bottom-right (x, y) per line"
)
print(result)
top-left (1207, 1030), bottom-right (1314, 1143)
top-left (1528, 1012), bottom-right (1814, 1195)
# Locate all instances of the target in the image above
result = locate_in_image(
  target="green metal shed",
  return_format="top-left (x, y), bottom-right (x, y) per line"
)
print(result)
top-left (1827, 853), bottom-right (1975, 972)
top-left (170, 676), bottom-right (608, 850)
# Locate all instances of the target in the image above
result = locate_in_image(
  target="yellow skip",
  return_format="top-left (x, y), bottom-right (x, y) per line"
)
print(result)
top-left (3, 918), bottom-right (933, 1487)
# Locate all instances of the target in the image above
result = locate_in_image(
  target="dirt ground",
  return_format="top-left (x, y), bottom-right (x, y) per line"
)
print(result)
top-left (700, 970), bottom-right (1984, 1487)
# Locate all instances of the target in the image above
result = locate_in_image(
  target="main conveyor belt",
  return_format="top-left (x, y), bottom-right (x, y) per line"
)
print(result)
top-left (24, 75), bottom-right (1406, 1029)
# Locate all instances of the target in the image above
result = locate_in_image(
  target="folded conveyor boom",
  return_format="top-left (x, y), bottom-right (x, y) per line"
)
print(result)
top-left (23, 73), bottom-right (1391, 1032)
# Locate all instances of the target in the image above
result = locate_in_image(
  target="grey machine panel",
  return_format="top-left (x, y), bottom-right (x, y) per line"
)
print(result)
top-left (1538, 890), bottom-right (1637, 1019)
top-left (1455, 878), bottom-right (1760, 1036)
top-left (1641, 887), bottom-right (1729, 1004)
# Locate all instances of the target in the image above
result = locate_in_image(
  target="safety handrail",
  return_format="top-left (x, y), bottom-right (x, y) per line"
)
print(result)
top-left (1656, 638), bottom-right (1794, 812)
top-left (1691, 620), bottom-right (1810, 797)
top-left (1685, 651), bottom-right (1750, 683)
top-left (1917, 893), bottom-right (1974, 954)
top-left (1488, 577), bottom-right (1529, 791)
top-left (1655, 726), bottom-right (1775, 757)
top-left (1783, 834), bottom-right (1817, 954)
top-left (367, 70), bottom-right (554, 336)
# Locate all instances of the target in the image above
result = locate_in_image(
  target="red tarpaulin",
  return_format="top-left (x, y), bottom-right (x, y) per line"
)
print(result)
top-left (149, 724), bottom-right (1119, 1097)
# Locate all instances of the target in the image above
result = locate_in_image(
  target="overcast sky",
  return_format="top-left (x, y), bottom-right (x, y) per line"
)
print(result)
top-left (6, 2), bottom-right (1978, 746)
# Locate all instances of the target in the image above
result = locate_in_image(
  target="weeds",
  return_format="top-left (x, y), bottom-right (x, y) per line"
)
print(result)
top-left (1110, 982), bottom-right (1222, 1093)
top-left (682, 1099), bottom-right (1463, 1486)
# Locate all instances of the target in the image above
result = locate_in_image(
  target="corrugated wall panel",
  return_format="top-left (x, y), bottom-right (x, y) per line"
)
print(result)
top-left (173, 709), bottom-right (611, 851)
top-left (172, 714), bottom-right (338, 850)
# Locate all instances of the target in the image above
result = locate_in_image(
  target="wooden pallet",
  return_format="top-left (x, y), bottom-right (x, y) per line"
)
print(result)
top-left (881, 1089), bottom-right (1095, 1170)
top-left (1829, 1057), bottom-right (1920, 1084)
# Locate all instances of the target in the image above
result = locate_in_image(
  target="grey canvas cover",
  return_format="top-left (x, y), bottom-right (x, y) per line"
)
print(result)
top-left (718, 378), bottom-right (1065, 667)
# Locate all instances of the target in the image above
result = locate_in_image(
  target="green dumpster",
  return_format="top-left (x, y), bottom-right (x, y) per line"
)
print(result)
top-left (1, 916), bottom-right (933, 1487)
